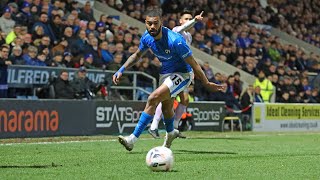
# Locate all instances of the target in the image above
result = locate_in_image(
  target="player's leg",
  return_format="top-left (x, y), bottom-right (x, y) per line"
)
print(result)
top-left (161, 98), bottom-right (179, 148)
top-left (118, 83), bottom-right (171, 151)
top-left (160, 72), bottom-right (193, 148)
top-left (174, 91), bottom-right (189, 128)
top-left (148, 102), bottom-right (162, 138)
top-left (174, 91), bottom-right (189, 138)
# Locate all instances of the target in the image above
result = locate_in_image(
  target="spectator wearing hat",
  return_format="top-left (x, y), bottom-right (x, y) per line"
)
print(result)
top-left (32, 12), bottom-right (57, 44)
top-left (96, 21), bottom-right (105, 34)
top-left (16, 1), bottom-right (34, 30)
top-left (105, 15), bottom-right (114, 33)
top-left (71, 66), bottom-right (100, 99)
top-left (0, 6), bottom-right (15, 34)
top-left (62, 52), bottom-right (74, 68)
top-left (83, 53), bottom-right (96, 69)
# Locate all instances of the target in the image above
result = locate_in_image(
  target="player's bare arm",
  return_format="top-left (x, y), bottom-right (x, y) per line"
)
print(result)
top-left (185, 55), bottom-right (225, 92)
top-left (112, 49), bottom-right (146, 85)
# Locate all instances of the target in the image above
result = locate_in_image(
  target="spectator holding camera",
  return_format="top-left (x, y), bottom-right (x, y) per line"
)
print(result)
top-left (71, 66), bottom-right (101, 99)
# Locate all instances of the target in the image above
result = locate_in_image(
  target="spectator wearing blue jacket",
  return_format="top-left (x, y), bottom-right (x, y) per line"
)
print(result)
top-left (99, 41), bottom-right (114, 65)
top-left (32, 12), bottom-right (57, 44)
top-left (23, 46), bottom-right (46, 66)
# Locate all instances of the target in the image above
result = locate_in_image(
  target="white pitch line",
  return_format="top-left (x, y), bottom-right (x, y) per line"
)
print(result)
top-left (1, 132), bottom-right (320, 146)
top-left (0, 138), bottom-right (156, 146)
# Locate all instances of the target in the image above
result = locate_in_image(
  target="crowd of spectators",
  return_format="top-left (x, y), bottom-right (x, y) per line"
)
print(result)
top-left (0, 0), bottom-right (152, 100)
top-left (103, 0), bottom-right (320, 104)
top-left (0, 0), bottom-right (319, 104)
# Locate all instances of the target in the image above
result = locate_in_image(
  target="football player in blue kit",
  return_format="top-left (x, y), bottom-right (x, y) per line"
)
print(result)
top-left (113, 9), bottom-right (224, 151)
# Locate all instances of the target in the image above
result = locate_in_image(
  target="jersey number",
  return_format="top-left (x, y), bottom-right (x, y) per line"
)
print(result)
top-left (171, 74), bottom-right (182, 85)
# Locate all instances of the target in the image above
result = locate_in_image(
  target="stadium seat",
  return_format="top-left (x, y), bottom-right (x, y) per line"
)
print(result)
top-left (222, 116), bottom-right (242, 132)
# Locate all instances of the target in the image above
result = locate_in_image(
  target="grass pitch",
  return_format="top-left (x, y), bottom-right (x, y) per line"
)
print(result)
top-left (0, 131), bottom-right (320, 180)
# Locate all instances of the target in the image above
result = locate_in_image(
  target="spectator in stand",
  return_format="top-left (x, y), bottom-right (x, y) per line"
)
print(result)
top-left (79, 1), bottom-right (95, 22)
top-left (202, 61), bottom-right (215, 82)
top-left (62, 51), bottom-right (74, 68)
top-left (254, 69), bottom-right (274, 102)
top-left (0, 6), bottom-right (15, 34)
top-left (240, 85), bottom-right (254, 129)
top-left (32, 25), bottom-right (44, 44)
top-left (32, 12), bottom-right (57, 44)
top-left (210, 82), bottom-right (241, 109)
top-left (51, 52), bottom-right (65, 67)
top-left (62, 27), bottom-right (75, 47)
top-left (233, 71), bottom-right (243, 98)
top-left (37, 52), bottom-right (51, 66)
top-left (99, 41), bottom-right (113, 65)
top-left (51, 39), bottom-right (68, 55)
top-left (16, 2), bottom-right (35, 31)
top-left (83, 53), bottom-right (96, 69)
top-left (7, 2), bottom-right (19, 21)
top-left (5, 24), bottom-right (21, 45)
top-left (86, 20), bottom-right (99, 37)
top-left (53, 70), bottom-right (75, 99)
top-left (23, 45), bottom-right (46, 66)
top-left (96, 21), bottom-right (106, 35)
top-left (71, 66), bottom-right (100, 100)
top-left (236, 31), bottom-right (252, 49)
top-left (254, 86), bottom-right (263, 103)
top-left (50, 15), bottom-right (65, 41)
top-left (71, 29), bottom-right (88, 56)
top-left (85, 38), bottom-right (102, 67)
top-left (0, 45), bottom-right (11, 98)
top-left (311, 89), bottom-right (320, 103)
top-left (9, 46), bottom-right (24, 65)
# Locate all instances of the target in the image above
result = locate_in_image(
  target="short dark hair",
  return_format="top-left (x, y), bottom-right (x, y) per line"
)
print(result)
top-left (60, 70), bottom-right (68, 75)
top-left (144, 8), bottom-right (162, 18)
top-left (181, 8), bottom-right (193, 17)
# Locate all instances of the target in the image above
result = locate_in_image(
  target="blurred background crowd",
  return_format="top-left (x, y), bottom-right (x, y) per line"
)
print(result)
top-left (0, 0), bottom-right (319, 108)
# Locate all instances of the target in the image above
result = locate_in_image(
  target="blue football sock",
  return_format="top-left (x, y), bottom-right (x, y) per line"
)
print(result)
top-left (163, 116), bottom-right (174, 132)
top-left (133, 112), bottom-right (153, 138)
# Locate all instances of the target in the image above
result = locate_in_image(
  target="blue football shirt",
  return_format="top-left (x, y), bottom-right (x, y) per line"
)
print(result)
top-left (139, 27), bottom-right (193, 74)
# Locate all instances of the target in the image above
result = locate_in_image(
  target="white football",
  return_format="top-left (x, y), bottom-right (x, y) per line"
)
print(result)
top-left (145, 146), bottom-right (174, 171)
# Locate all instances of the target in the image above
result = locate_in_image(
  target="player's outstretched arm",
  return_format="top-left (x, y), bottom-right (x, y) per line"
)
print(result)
top-left (112, 49), bottom-right (146, 85)
top-left (185, 55), bottom-right (225, 92)
top-left (176, 11), bottom-right (204, 33)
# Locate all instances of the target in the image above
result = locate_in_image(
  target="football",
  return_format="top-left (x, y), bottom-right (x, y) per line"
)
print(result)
top-left (145, 146), bottom-right (174, 171)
